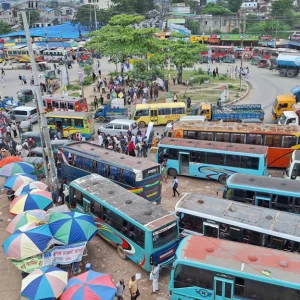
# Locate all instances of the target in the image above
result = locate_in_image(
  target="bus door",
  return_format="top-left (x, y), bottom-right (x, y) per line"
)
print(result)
top-left (203, 222), bottom-right (219, 238)
top-left (83, 197), bottom-right (91, 214)
top-left (47, 100), bottom-right (53, 111)
top-left (179, 152), bottom-right (189, 176)
top-left (214, 277), bottom-right (234, 300)
top-left (255, 194), bottom-right (271, 208)
top-left (150, 109), bottom-right (158, 125)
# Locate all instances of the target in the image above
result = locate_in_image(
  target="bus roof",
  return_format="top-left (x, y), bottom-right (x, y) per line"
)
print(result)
top-left (227, 174), bottom-right (300, 196)
top-left (177, 235), bottom-right (300, 285)
top-left (62, 142), bottom-right (160, 172)
top-left (42, 95), bottom-right (84, 102)
top-left (72, 174), bottom-right (177, 230)
top-left (173, 121), bottom-right (300, 135)
top-left (160, 137), bottom-right (268, 155)
top-left (46, 111), bottom-right (91, 118)
top-left (135, 102), bottom-right (186, 109)
top-left (175, 193), bottom-right (300, 242)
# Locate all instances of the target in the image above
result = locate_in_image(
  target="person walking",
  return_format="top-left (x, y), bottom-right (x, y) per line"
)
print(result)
top-left (6, 124), bottom-right (11, 138)
top-left (129, 275), bottom-right (140, 300)
top-left (173, 93), bottom-right (178, 103)
top-left (128, 141), bottom-right (136, 157)
top-left (11, 123), bottom-right (17, 138)
top-left (151, 263), bottom-right (160, 295)
top-left (162, 165), bottom-right (168, 183)
top-left (213, 69), bottom-right (216, 78)
top-left (19, 74), bottom-right (23, 85)
top-left (172, 176), bottom-right (179, 197)
top-left (186, 97), bottom-right (191, 109)
top-left (1, 74), bottom-right (5, 88)
top-left (22, 75), bottom-right (27, 84)
top-left (116, 279), bottom-right (125, 300)
top-left (93, 96), bottom-right (98, 109)
top-left (216, 67), bottom-right (219, 77)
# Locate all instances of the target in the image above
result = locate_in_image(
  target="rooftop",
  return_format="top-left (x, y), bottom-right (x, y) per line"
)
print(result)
top-left (178, 235), bottom-right (300, 285)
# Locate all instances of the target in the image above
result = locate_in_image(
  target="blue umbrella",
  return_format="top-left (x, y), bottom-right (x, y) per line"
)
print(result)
top-left (0, 162), bottom-right (35, 177)
top-left (4, 174), bottom-right (37, 191)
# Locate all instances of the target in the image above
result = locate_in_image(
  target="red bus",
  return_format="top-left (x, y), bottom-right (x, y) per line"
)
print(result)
top-left (252, 47), bottom-right (298, 59)
top-left (42, 95), bottom-right (88, 113)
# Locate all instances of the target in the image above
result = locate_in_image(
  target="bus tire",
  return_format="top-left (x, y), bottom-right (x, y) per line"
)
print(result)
top-left (117, 245), bottom-right (127, 260)
top-left (97, 117), bottom-right (105, 122)
top-left (138, 121), bottom-right (146, 128)
top-left (218, 174), bottom-right (227, 185)
top-left (287, 70), bottom-right (295, 78)
top-left (168, 168), bottom-right (178, 176)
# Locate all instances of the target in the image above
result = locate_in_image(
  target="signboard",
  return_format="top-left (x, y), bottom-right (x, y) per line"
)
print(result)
top-left (172, 3), bottom-right (186, 6)
top-left (11, 255), bottom-right (43, 273)
top-left (190, 35), bottom-right (209, 43)
top-left (168, 18), bottom-right (186, 24)
top-left (172, 6), bottom-right (190, 13)
top-left (208, 38), bottom-right (219, 43)
top-left (260, 35), bottom-right (272, 41)
top-left (220, 34), bottom-right (260, 41)
top-left (290, 35), bottom-right (300, 41)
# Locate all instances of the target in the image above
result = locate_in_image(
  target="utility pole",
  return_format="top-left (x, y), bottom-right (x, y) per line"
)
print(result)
top-left (94, 3), bottom-right (98, 30)
top-left (21, 11), bottom-right (59, 198)
top-left (159, 0), bottom-right (169, 31)
top-left (240, 35), bottom-right (244, 91)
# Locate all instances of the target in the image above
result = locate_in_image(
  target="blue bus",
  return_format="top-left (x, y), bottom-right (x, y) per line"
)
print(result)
top-left (67, 174), bottom-right (179, 272)
top-left (157, 137), bottom-right (268, 184)
top-left (220, 173), bottom-right (300, 213)
top-left (60, 142), bottom-right (162, 203)
top-left (169, 235), bottom-right (300, 300)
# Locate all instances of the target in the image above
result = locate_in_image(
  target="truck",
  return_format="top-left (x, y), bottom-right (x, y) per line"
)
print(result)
top-left (198, 103), bottom-right (265, 122)
top-left (0, 97), bottom-right (20, 111)
top-left (276, 53), bottom-right (300, 78)
top-left (94, 105), bottom-right (128, 122)
top-left (278, 103), bottom-right (300, 125)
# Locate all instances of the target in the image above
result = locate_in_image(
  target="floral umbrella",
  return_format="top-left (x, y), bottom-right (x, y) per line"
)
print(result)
top-left (0, 162), bottom-right (35, 177)
top-left (14, 181), bottom-right (48, 197)
top-left (4, 174), bottom-right (37, 191)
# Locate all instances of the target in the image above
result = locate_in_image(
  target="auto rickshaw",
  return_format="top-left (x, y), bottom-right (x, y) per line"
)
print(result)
top-left (19, 120), bottom-right (32, 135)
top-left (21, 131), bottom-right (42, 147)
top-left (22, 156), bottom-right (45, 179)
top-left (17, 89), bottom-right (34, 103)
top-left (37, 62), bottom-right (50, 72)
top-left (223, 54), bottom-right (235, 63)
top-left (250, 56), bottom-right (261, 65)
top-left (27, 147), bottom-right (43, 158)
top-left (44, 70), bottom-right (57, 80)
top-left (257, 58), bottom-right (270, 68)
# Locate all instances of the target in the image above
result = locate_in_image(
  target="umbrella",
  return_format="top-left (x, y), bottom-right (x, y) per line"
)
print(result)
top-left (14, 181), bottom-right (48, 197)
top-left (0, 162), bottom-right (35, 177)
top-left (3, 224), bottom-right (55, 260)
top-left (10, 190), bottom-right (53, 215)
top-left (4, 174), bottom-right (37, 191)
top-left (60, 271), bottom-right (116, 300)
top-left (21, 266), bottom-right (68, 300)
top-left (6, 210), bottom-right (47, 234)
top-left (16, 222), bottom-right (40, 232)
top-left (48, 212), bottom-right (98, 245)
top-left (0, 156), bottom-right (22, 168)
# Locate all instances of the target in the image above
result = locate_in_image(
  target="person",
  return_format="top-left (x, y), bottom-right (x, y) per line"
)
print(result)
top-left (98, 133), bottom-right (103, 146)
top-left (16, 142), bottom-right (23, 156)
top-left (19, 74), bottom-right (23, 85)
top-left (128, 141), bottom-right (136, 157)
top-left (11, 123), bottom-right (17, 138)
top-left (116, 279), bottom-right (125, 300)
top-left (142, 96), bottom-right (146, 104)
top-left (162, 165), bottom-right (168, 183)
top-left (213, 69), bottom-right (216, 78)
top-left (82, 136), bottom-right (86, 141)
top-left (92, 72), bottom-right (96, 82)
top-left (186, 97), bottom-right (191, 109)
top-left (6, 124), bottom-right (11, 138)
top-left (22, 75), bottom-right (27, 84)
top-left (173, 93), bottom-right (178, 103)
top-left (101, 82), bottom-right (105, 94)
top-left (173, 75), bottom-right (176, 85)
top-left (151, 263), bottom-right (160, 295)
top-left (93, 96), bottom-right (98, 109)
top-left (129, 275), bottom-right (140, 300)
top-left (216, 67), bottom-right (219, 76)
top-left (172, 176), bottom-right (179, 197)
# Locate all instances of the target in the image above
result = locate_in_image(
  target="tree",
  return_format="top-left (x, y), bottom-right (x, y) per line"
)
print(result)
top-left (271, 0), bottom-right (293, 16)
top-left (19, 10), bottom-right (40, 28)
top-left (227, 0), bottom-right (243, 13)
top-left (231, 27), bottom-right (239, 33)
top-left (111, 0), bottom-right (154, 14)
top-left (108, 14), bottom-right (144, 27)
top-left (0, 21), bottom-right (12, 35)
top-left (202, 3), bottom-right (232, 15)
top-left (186, 20), bottom-right (200, 35)
top-left (247, 20), bottom-right (290, 33)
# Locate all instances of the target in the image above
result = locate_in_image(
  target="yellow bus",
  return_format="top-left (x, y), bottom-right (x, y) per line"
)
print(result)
top-left (132, 102), bottom-right (187, 127)
top-left (46, 111), bottom-right (95, 139)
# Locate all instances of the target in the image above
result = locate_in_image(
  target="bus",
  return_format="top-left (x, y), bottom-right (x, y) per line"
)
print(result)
top-left (132, 102), bottom-right (186, 128)
top-left (46, 111), bottom-right (95, 139)
top-left (67, 173), bottom-right (179, 272)
top-left (61, 141), bottom-right (162, 203)
top-left (42, 95), bottom-right (88, 113)
top-left (169, 235), bottom-right (300, 300)
top-left (171, 121), bottom-right (300, 168)
top-left (220, 173), bottom-right (300, 213)
top-left (157, 137), bottom-right (268, 184)
top-left (175, 193), bottom-right (300, 253)
top-left (43, 49), bottom-right (66, 62)
top-left (252, 47), bottom-right (298, 59)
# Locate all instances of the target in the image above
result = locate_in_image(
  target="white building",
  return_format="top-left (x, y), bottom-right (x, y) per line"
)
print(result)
top-left (240, 1), bottom-right (258, 9)
top-left (83, 0), bottom-right (111, 9)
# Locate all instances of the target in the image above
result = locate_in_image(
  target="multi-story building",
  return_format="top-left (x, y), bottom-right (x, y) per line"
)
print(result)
top-left (83, 0), bottom-right (111, 9)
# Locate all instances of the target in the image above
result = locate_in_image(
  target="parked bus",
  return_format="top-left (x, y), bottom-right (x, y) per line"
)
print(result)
top-left (171, 121), bottom-right (300, 168)
top-left (46, 111), bottom-right (95, 139)
top-left (252, 47), bottom-right (298, 59)
top-left (157, 137), bottom-right (268, 184)
top-left (176, 193), bottom-right (300, 253)
top-left (220, 173), bottom-right (300, 213)
top-left (169, 235), bottom-right (300, 300)
top-left (67, 174), bottom-right (179, 272)
top-left (3, 48), bottom-right (43, 63)
top-left (43, 49), bottom-right (66, 62)
top-left (61, 141), bottom-right (162, 203)
top-left (132, 102), bottom-right (186, 128)
top-left (42, 95), bottom-right (88, 113)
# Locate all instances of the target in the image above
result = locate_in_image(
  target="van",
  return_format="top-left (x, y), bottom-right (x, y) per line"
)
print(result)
top-left (98, 119), bottom-right (138, 136)
top-left (6, 106), bottom-right (38, 124)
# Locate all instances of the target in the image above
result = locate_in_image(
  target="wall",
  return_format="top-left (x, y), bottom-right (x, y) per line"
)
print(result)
top-left (83, 0), bottom-right (112, 9)
top-left (199, 15), bottom-right (242, 33)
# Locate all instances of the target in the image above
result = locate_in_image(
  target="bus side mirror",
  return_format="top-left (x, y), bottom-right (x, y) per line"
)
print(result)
top-left (217, 187), bottom-right (226, 195)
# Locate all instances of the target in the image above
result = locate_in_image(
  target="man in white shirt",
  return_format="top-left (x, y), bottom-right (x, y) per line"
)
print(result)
top-left (151, 264), bottom-right (160, 295)
top-left (142, 97), bottom-right (146, 104)
top-left (98, 133), bottom-right (103, 147)
top-left (116, 279), bottom-right (125, 300)
top-left (131, 135), bottom-right (136, 145)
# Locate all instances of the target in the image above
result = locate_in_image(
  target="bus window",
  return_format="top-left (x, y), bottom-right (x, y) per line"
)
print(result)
top-left (190, 151), bottom-right (205, 163)
top-left (200, 132), bottom-right (213, 141)
top-left (47, 118), bottom-right (55, 126)
top-left (215, 133), bottom-right (230, 142)
top-left (83, 158), bottom-right (93, 171)
top-left (206, 153), bottom-right (224, 165)
top-left (232, 189), bottom-right (245, 201)
top-left (265, 135), bottom-right (281, 147)
top-left (75, 155), bottom-right (83, 168)
top-left (97, 162), bottom-right (107, 177)
top-left (152, 223), bottom-right (178, 248)
top-left (62, 118), bottom-right (72, 127)
top-left (186, 131), bottom-right (196, 138)
top-left (114, 214), bottom-right (123, 231)
top-left (73, 188), bottom-right (83, 207)
top-left (91, 200), bottom-right (101, 218)
top-left (159, 108), bottom-right (171, 115)
top-left (103, 207), bottom-right (114, 226)
top-left (180, 213), bottom-right (203, 234)
top-left (52, 101), bottom-right (59, 108)
top-left (172, 107), bottom-right (185, 114)
top-left (245, 230), bottom-right (263, 246)
top-left (226, 154), bottom-right (240, 167)
top-left (282, 136), bottom-right (297, 148)
top-left (136, 109), bottom-right (149, 117)
top-left (60, 102), bottom-right (66, 109)
top-left (134, 227), bottom-right (145, 248)
top-left (109, 166), bottom-right (121, 181)
top-left (123, 170), bottom-right (135, 186)
top-left (232, 134), bottom-right (245, 144)
top-left (228, 226), bottom-right (243, 242)
top-left (74, 119), bottom-right (83, 127)
top-left (68, 102), bottom-right (74, 110)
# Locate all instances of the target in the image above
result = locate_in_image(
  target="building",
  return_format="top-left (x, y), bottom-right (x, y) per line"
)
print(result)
top-left (83, 0), bottom-right (111, 9)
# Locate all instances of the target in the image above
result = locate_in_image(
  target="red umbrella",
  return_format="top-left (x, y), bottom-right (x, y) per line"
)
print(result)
top-left (0, 156), bottom-right (22, 168)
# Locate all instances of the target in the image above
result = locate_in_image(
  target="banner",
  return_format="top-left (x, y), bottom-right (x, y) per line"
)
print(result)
top-left (11, 255), bottom-right (43, 273)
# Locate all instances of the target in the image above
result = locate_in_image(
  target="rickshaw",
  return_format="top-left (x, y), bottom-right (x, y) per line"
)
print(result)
top-left (37, 62), bottom-right (50, 72)
top-left (22, 156), bottom-right (45, 179)
top-left (17, 89), bottom-right (34, 103)
top-left (200, 55), bottom-right (210, 63)
top-left (44, 70), bottom-right (57, 80)
top-left (250, 56), bottom-right (261, 65)
top-left (19, 121), bottom-right (32, 135)
top-left (223, 54), bottom-right (235, 63)
top-left (257, 58), bottom-right (270, 68)
top-left (27, 147), bottom-right (43, 158)
top-left (21, 131), bottom-right (42, 147)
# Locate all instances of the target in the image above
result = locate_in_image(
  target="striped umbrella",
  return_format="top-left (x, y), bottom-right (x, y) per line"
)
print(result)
top-left (4, 174), bottom-right (37, 191)
top-left (10, 190), bottom-right (53, 215)
top-left (21, 266), bottom-right (68, 300)
top-left (0, 162), bottom-right (35, 177)
top-left (0, 156), bottom-right (22, 168)
top-left (6, 210), bottom-right (47, 234)
top-left (14, 181), bottom-right (48, 197)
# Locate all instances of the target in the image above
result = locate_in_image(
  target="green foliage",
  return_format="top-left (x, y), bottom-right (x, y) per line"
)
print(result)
top-left (271, 0), bottom-right (293, 16)
top-left (202, 3), bottom-right (232, 15)
top-left (247, 20), bottom-right (290, 33)
top-left (67, 84), bottom-right (81, 90)
top-left (193, 68), bottom-right (206, 75)
top-left (231, 27), bottom-right (239, 34)
top-left (111, 0), bottom-right (154, 14)
top-left (108, 14), bottom-right (144, 27)
top-left (186, 20), bottom-right (200, 35)
top-left (227, 0), bottom-right (243, 13)
top-left (189, 75), bottom-right (209, 85)
top-left (83, 65), bottom-right (93, 77)
top-left (212, 29), bottom-right (222, 34)
top-left (0, 21), bottom-right (12, 35)
top-left (83, 76), bottom-right (93, 86)
top-left (20, 10), bottom-right (40, 28)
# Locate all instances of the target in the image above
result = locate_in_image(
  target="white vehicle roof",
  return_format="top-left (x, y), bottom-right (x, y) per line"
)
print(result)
top-left (109, 119), bottom-right (135, 125)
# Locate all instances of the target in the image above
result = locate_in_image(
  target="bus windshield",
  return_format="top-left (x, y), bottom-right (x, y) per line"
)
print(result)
top-left (153, 222), bottom-right (178, 248)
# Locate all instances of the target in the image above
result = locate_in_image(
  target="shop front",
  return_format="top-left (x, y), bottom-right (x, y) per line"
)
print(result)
top-left (220, 34), bottom-right (260, 47)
